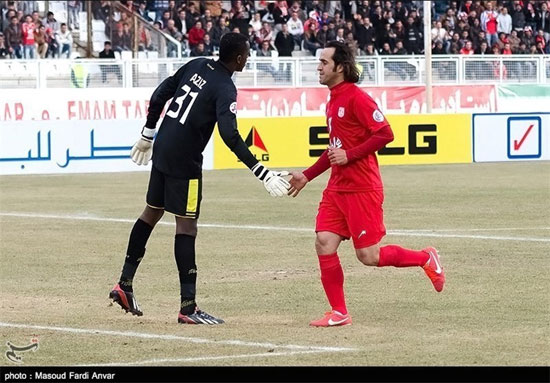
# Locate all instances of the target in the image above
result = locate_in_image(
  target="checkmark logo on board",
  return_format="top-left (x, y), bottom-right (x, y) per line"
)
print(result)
top-left (513, 124), bottom-right (534, 151)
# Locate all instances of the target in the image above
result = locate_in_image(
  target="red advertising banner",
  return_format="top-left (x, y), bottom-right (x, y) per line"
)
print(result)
top-left (0, 85), bottom-right (496, 122)
top-left (236, 85), bottom-right (497, 117)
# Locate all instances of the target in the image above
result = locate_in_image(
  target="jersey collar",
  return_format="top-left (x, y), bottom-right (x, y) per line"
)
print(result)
top-left (329, 81), bottom-right (353, 97)
top-left (216, 59), bottom-right (233, 76)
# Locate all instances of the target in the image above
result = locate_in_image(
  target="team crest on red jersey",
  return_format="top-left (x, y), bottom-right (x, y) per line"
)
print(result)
top-left (338, 107), bottom-right (345, 118)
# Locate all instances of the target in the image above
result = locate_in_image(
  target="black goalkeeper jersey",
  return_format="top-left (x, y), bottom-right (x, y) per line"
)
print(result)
top-left (145, 58), bottom-right (258, 179)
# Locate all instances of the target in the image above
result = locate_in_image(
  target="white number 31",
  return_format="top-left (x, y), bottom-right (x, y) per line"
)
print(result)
top-left (166, 84), bottom-right (198, 125)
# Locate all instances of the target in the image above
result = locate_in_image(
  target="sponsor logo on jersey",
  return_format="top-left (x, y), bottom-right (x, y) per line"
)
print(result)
top-left (338, 107), bottom-right (345, 118)
top-left (229, 102), bottom-right (237, 114)
top-left (329, 137), bottom-right (342, 149)
top-left (373, 109), bottom-right (385, 122)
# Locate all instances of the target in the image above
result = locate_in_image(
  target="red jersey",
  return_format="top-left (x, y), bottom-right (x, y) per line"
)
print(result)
top-left (325, 81), bottom-right (390, 192)
top-left (21, 22), bottom-right (36, 45)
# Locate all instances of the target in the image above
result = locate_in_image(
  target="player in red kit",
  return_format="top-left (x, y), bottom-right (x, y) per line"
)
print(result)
top-left (288, 41), bottom-right (445, 327)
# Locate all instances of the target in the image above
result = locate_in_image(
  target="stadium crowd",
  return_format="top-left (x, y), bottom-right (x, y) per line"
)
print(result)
top-left (1, 0), bottom-right (550, 60)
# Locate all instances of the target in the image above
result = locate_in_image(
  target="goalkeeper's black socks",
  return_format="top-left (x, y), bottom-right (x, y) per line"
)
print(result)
top-left (119, 218), bottom-right (154, 292)
top-left (175, 234), bottom-right (197, 315)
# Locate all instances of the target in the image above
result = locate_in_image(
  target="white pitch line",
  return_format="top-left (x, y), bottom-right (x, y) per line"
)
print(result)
top-left (79, 350), bottom-right (334, 367)
top-left (393, 227), bottom-right (550, 232)
top-left (388, 231), bottom-right (550, 242)
top-left (0, 322), bottom-right (355, 353)
top-left (1, 212), bottom-right (549, 242)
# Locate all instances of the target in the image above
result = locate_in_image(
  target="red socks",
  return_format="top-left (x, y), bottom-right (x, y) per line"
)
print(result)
top-left (378, 245), bottom-right (429, 267)
top-left (318, 253), bottom-right (347, 315)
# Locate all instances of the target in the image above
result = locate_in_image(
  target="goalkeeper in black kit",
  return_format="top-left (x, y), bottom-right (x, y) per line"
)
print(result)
top-left (109, 33), bottom-right (289, 324)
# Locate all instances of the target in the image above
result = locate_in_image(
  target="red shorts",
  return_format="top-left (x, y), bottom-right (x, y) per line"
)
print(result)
top-left (315, 189), bottom-right (386, 249)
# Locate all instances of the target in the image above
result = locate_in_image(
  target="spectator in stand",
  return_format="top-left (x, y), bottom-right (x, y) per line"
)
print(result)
top-left (138, 24), bottom-right (152, 51)
top-left (0, 33), bottom-right (9, 59)
top-left (475, 40), bottom-right (490, 54)
top-left (203, 33), bottom-right (214, 54)
top-left (508, 29), bottom-right (521, 52)
top-left (204, 19), bottom-right (215, 40)
top-left (287, 11), bottom-right (304, 46)
top-left (256, 21), bottom-right (274, 49)
top-left (31, 10), bottom-right (40, 26)
top-left (43, 11), bottom-right (59, 32)
top-left (186, 3), bottom-right (201, 29)
top-left (94, 1), bottom-right (111, 23)
top-left (432, 39), bottom-right (446, 54)
top-left (319, 11), bottom-right (331, 28)
top-left (174, 9), bottom-right (188, 35)
top-left (394, 0), bottom-right (408, 23)
top-left (99, 41), bottom-right (122, 83)
top-left (536, 2), bottom-right (550, 43)
top-left (535, 41), bottom-right (545, 54)
top-left (511, 3), bottom-right (526, 33)
top-left (150, 0), bottom-right (170, 22)
top-left (190, 41), bottom-right (210, 56)
top-left (346, 31), bottom-right (359, 54)
top-left (497, 6), bottom-right (512, 35)
top-left (159, 10), bottom-right (172, 30)
top-left (460, 40), bottom-right (474, 55)
top-left (481, 2), bottom-right (499, 48)
top-left (136, 2), bottom-right (153, 22)
top-left (522, 26), bottom-right (535, 47)
top-left (163, 19), bottom-right (183, 57)
top-left (200, 8), bottom-right (215, 27)
top-left (495, 32), bottom-right (508, 51)
top-left (67, 1), bottom-right (80, 30)
top-left (303, 21), bottom-right (321, 55)
top-left (303, 11), bottom-right (319, 34)
top-left (275, 22), bottom-right (295, 56)
top-left (231, 0), bottom-right (251, 35)
top-left (431, 20), bottom-right (448, 44)
top-left (273, 0), bottom-right (290, 31)
top-left (249, 12), bottom-right (262, 34)
top-left (188, 20), bottom-right (205, 49)
top-left (56, 23), bottom-right (73, 58)
top-left (166, 0), bottom-right (179, 21)
top-left (392, 39), bottom-right (407, 54)
top-left (212, 17), bottom-right (230, 49)
top-left (405, 16), bottom-right (422, 54)
top-left (34, 23), bottom-right (48, 58)
top-left (317, 23), bottom-right (330, 47)
top-left (21, 14), bottom-right (35, 59)
top-left (535, 29), bottom-right (547, 51)
top-left (335, 26), bottom-right (345, 43)
top-left (470, 17), bottom-right (482, 38)
top-left (256, 39), bottom-right (278, 78)
top-left (18, 1), bottom-right (39, 15)
top-left (45, 26), bottom-right (58, 58)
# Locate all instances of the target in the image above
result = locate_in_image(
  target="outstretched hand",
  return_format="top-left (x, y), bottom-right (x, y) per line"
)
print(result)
top-left (288, 171), bottom-right (308, 197)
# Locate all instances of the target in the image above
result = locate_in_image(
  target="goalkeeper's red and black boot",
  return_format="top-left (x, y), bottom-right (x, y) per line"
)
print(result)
top-left (178, 307), bottom-right (224, 325)
top-left (109, 284), bottom-right (143, 316)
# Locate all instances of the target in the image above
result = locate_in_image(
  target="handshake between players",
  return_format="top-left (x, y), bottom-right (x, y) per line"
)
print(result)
top-left (130, 131), bottom-right (293, 198)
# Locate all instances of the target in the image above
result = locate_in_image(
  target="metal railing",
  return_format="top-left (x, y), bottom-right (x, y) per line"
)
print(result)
top-left (0, 55), bottom-right (548, 89)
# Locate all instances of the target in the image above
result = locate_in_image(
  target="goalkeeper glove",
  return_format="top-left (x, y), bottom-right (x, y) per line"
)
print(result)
top-left (251, 163), bottom-right (290, 197)
top-left (130, 127), bottom-right (155, 166)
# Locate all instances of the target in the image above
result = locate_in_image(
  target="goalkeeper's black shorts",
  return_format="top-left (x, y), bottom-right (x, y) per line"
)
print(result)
top-left (146, 165), bottom-right (202, 219)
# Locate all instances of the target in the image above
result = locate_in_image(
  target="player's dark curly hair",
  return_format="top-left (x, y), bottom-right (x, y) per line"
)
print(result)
top-left (325, 40), bottom-right (360, 83)
top-left (219, 32), bottom-right (249, 64)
